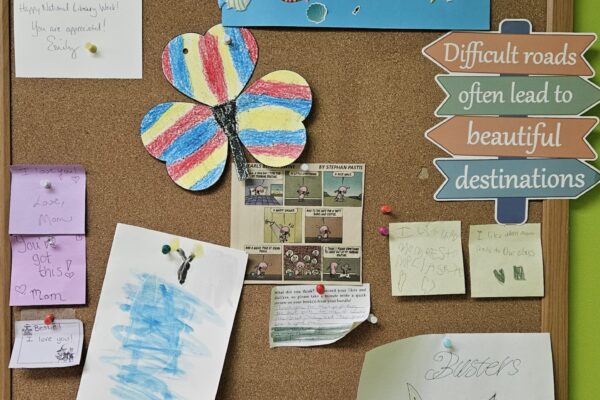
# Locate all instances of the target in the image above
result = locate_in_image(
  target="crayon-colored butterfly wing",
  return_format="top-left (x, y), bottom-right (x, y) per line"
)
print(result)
top-left (235, 71), bottom-right (312, 167)
top-left (140, 102), bottom-right (228, 191)
top-left (161, 25), bottom-right (258, 107)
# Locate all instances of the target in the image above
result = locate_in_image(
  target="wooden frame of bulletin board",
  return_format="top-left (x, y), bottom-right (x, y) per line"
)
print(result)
top-left (0, 0), bottom-right (573, 399)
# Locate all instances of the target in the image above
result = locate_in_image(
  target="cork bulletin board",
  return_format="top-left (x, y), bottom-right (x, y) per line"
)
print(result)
top-left (0, 0), bottom-right (572, 399)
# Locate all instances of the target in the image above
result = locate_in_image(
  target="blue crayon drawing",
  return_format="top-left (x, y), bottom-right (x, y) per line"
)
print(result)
top-left (103, 273), bottom-right (223, 400)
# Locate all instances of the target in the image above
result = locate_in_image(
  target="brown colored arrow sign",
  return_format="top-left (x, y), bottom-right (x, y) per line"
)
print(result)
top-left (426, 116), bottom-right (598, 159)
top-left (423, 31), bottom-right (596, 76)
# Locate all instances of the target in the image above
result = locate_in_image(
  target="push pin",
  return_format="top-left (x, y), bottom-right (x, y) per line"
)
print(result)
top-left (46, 236), bottom-right (57, 248)
top-left (161, 237), bottom-right (181, 254)
top-left (40, 179), bottom-right (51, 189)
top-left (44, 313), bottom-right (55, 326)
top-left (85, 42), bottom-right (98, 54)
top-left (442, 337), bottom-right (453, 349)
top-left (379, 204), bottom-right (392, 214)
top-left (316, 283), bottom-right (325, 295)
top-left (367, 313), bottom-right (378, 324)
top-left (223, 34), bottom-right (232, 45)
top-left (378, 226), bottom-right (389, 236)
top-left (300, 163), bottom-right (309, 172)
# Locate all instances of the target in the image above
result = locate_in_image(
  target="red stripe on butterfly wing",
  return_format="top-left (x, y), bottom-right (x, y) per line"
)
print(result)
top-left (199, 33), bottom-right (228, 104)
top-left (246, 144), bottom-right (304, 158)
top-left (241, 28), bottom-right (258, 64)
top-left (244, 80), bottom-right (311, 101)
top-left (162, 46), bottom-right (173, 82)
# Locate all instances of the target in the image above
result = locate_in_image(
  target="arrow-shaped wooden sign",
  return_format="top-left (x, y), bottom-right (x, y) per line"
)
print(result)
top-left (426, 116), bottom-right (598, 159)
top-left (423, 31), bottom-right (596, 76)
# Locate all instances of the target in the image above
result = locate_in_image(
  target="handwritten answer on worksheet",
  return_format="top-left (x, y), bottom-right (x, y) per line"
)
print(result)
top-left (469, 223), bottom-right (544, 297)
top-left (270, 284), bottom-right (370, 347)
top-left (10, 235), bottom-right (86, 306)
top-left (357, 333), bottom-right (554, 400)
top-left (9, 165), bottom-right (86, 235)
top-left (9, 319), bottom-right (83, 368)
top-left (389, 221), bottom-right (465, 296)
top-left (13, 0), bottom-right (142, 78)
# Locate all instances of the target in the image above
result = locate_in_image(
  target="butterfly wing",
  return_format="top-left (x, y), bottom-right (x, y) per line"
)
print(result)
top-left (235, 70), bottom-right (312, 167)
top-left (140, 102), bottom-right (228, 191)
top-left (162, 25), bottom-right (258, 107)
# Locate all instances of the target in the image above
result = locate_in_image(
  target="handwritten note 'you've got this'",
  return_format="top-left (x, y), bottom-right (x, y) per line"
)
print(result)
top-left (9, 165), bottom-right (86, 235)
top-left (14, 0), bottom-right (142, 78)
top-left (389, 221), bottom-right (465, 296)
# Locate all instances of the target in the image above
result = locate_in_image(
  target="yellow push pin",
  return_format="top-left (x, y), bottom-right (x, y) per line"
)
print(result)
top-left (85, 42), bottom-right (98, 54)
top-left (191, 244), bottom-right (204, 258)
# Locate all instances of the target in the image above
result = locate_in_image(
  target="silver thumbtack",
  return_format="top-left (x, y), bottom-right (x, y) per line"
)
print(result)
top-left (46, 236), bottom-right (57, 248)
top-left (367, 313), bottom-right (378, 324)
top-left (40, 179), bottom-right (51, 189)
top-left (300, 163), bottom-right (309, 172)
top-left (223, 34), bottom-right (232, 45)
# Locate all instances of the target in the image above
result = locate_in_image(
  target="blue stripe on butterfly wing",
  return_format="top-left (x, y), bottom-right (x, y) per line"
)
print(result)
top-left (159, 117), bottom-right (221, 162)
top-left (238, 129), bottom-right (306, 147)
top-left (169, 36), bottom-right (193, 98)
top-left (189, 161), bottom-right (227, 191)
top-left (236, 94), bottom-right (312, 117)
top-left (224, 27), bottom-right (255, 90)
top-left (140, 102), bottom-right (174, 134)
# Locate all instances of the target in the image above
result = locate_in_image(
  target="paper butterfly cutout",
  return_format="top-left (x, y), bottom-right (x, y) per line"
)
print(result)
top-left (140, 25), bottom-right (312, 191)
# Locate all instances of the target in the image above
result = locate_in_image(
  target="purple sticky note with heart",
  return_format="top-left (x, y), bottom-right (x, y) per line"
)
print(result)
top-left (10, 235), bottom-right (86, 306)
top-left (9, 165), bottom-right (86, 235)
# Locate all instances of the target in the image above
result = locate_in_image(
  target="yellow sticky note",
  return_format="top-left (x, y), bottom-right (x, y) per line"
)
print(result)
top-left (389, 221), bottom-right (465, 296)
top-left (469, 223), bottom-right (544, 298)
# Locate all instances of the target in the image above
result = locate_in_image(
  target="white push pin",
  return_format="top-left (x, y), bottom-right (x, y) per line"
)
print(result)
top-left (300, 163), bottom-right (309, 172)
top-left (367, 313), bottom-right (378, 324)
top-left (46, 236), bottom-right (57, 248)
top-left (442, 336), bottom-right (453, 349)
top-left (223, 34), bottom-right (232, 45)
top-left (40, 179), bottom-right (51, 189)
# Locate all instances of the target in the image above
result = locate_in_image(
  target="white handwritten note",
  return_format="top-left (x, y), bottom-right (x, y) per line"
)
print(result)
top-left (270, 284), bottom-right (370, 347)
top-left (9, 319), bottom-right (84, 368)
top-left (14, 0), bottom-right (142, 78)
top-left (357, 333), bottom-right (554, 400)
top-left (389, 221), bottom-right (465, 296)
top-left (469, 223), bottom-right (544, 298)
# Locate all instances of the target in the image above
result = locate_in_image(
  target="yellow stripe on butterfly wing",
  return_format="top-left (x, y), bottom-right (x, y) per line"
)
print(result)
top-left (237, 106), bottom-right (305, 132)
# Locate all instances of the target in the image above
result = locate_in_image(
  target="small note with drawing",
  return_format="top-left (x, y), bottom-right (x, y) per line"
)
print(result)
top-left (389, 221), bottom-right (465, 296)
top-left (357, 333), bottom-right (554, 400)
top-left (10, 235), bottom-right (86, 306)
top-left (269, 284), bottom-right (370, 347)
top-left (9, 319), bottom-right (84, 368)
top-left (9, 165), bottom-right (86, 235)
top-left (469, 223), bottom-right (544, 298)
top-left (13, 0), bottom-right (142, 78)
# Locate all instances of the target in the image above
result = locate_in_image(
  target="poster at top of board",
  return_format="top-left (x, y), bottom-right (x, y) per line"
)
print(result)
top-left (231, 163), bottom-right (365, 285)
top-left (220, 0), bottom-right (490, 30)
top-left (77, 224), bottom-right (247, 400)
top-left (356, 333), bottom-right (554, 400)
top-left (13, 0), bottom-right (142, 78)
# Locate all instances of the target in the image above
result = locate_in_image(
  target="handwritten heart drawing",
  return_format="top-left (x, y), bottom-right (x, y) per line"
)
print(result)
top-left (15, 284), bottom-right (26, 295)
top-left (71, 175), bottom-right (80, 184)
top-left (493, 268), bottom-right (505, 284)
top-left (65, 272), bottom-right (75, 279)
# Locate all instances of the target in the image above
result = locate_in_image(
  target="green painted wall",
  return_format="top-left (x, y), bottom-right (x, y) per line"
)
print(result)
top-left (572, 2), bottom-right (600, 397)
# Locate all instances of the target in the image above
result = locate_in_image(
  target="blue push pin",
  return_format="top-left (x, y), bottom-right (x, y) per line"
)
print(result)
top-left (442, 337), bottom-right (453, 350)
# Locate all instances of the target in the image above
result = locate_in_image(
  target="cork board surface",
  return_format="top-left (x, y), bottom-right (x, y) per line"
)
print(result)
top-left (9, 0), bottom-right (547, 398)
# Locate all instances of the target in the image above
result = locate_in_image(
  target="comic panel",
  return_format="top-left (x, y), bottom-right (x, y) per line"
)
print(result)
top-left (323, 246), bottom-right (362, 282)
top-left (304, 208), bottom-right (343, 244)
top-left (323, 171), bottom-right (363, 207)
top-left (244, 245), bottom-right (283, 282)
top-left (283, 245), bottom-right (322, 281)
top-left (264, 208), bottom-right (303, 244)
top-left (284, 170), bottom-right (323, 207)
top-left (244, 169), bottom-right (284, 206)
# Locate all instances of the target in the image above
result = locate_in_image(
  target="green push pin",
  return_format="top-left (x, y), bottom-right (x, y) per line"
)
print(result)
top-left (161, 244), bottom-right (171, 254)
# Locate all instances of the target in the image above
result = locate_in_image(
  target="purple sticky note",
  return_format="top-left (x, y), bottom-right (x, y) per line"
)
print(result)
top-left (10, 235), bottom-right (86, 306)
top-left (9, 165), bottom-right (86, 235)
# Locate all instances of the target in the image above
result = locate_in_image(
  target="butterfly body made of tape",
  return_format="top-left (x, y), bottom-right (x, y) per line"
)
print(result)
top-left (140, 25), bottom-right (312, 191)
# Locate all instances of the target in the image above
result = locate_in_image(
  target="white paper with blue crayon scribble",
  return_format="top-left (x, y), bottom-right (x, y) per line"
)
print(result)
top-left (77, 224), bottom-right (247, 400)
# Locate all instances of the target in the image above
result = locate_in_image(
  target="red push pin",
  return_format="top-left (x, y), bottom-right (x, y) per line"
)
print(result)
top-left (378, 226), bottom-right (389, 236)
top-left (316, 283), bottom-right (325, 295)
top-left (379, 204), bottom-right (392, 214)
top-left (44, 313), bottom-right (55, 326)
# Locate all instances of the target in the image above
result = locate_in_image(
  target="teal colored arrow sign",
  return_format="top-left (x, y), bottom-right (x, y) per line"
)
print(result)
top-left (434, 158), bottom-right (600, 200)
top-left (436, 76), bottom-right (600, 116)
